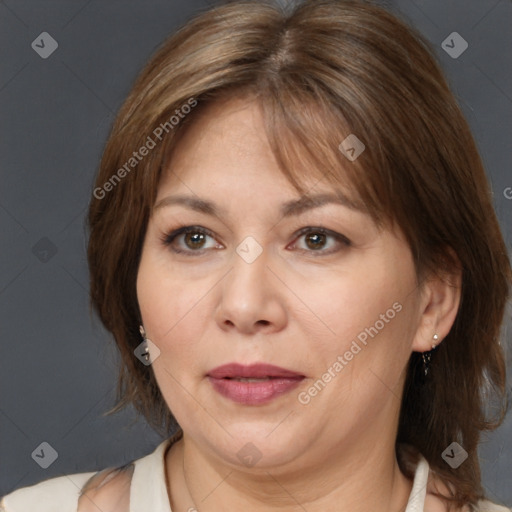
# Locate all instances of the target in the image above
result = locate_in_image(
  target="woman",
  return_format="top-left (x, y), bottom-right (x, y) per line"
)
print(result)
top-left (2, 0), bottom-right (511, 511)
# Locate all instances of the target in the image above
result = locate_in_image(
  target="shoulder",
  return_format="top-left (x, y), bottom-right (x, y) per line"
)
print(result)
top-left (472, 501), bottom-right (512, 512)
top-left (424, 495), bottom-right (511, 512)
top-left (0, 435), bottom-right (178, 512)
top-left (425, 473), bottom-right (511, 512)
top-left (0, 464), bottom-right (133, 512)
top-left (77, 464), bottom-right (134, 512)
top-left (0, 471), bottom-right (96, 512)
top-left (0, 465), bottom-right (135, 512)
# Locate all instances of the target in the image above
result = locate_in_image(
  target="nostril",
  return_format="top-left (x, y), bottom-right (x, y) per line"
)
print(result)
top-left (257, 320), bottom-right (270, 326)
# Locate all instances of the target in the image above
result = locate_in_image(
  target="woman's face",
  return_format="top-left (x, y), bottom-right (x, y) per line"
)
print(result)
top-left (137, 97), bottom-right (427, 471)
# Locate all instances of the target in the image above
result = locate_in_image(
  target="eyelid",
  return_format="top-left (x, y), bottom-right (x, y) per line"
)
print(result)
top-left (289, 226), bottom-right (351, 254)
top-left (161, 225), bottom-right (351, 255)
top-left (161, 225), bottom-right (223, 255)
top-left (292, 226), bottom-right (351, 244)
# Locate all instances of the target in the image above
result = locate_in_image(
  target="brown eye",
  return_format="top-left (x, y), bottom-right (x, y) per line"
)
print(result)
top-left (304, 232), bottom-right (327, 250)
top-left (163, 225), bottom-right (221, 255)
top-left (184, 231), bottom-right (207, 249)
top-left (291, 227), bottom-right (351, 255)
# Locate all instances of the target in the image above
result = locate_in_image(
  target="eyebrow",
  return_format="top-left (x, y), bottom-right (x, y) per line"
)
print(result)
top-left (153, 192), bottom-right (364, 217)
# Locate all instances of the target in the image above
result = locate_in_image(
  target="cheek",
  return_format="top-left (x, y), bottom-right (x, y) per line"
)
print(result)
top-left (302, 259), bottom-right (416, 376)
top-left (302, 271), bottom-right (397, 340)
top-left (137, 250), bottom-right (209, 348)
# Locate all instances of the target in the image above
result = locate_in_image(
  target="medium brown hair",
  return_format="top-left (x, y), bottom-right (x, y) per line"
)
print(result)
top-left (87, 0), bottom-right (511, 507)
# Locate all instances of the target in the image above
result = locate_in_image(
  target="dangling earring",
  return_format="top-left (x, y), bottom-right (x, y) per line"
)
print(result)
top-left (139, 325), bottom-right (150, 363)
top-left (136, 326), bottom-right (160, 365)
top-left (422, 333), bottom-right (439, 376)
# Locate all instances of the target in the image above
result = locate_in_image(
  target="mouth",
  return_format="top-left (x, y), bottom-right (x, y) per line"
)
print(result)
top-left (207, 363), bottom-right (305, 405)
top-left (208, 363), bottom-right (304, 379)
top-left (224, 377), bottom-right (274, 382)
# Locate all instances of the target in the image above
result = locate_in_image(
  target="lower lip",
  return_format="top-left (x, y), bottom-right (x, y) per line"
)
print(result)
top-left (208, 376), bottom-right (304, 405)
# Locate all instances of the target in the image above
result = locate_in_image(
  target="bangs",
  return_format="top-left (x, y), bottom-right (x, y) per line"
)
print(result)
top-left (162, 81), bottom-right (397, 230)
top-left (255, 78), bottom-right (395, 230)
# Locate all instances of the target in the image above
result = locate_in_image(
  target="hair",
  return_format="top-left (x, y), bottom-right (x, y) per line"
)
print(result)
top-left (87, 0), bottom-right (512, 508)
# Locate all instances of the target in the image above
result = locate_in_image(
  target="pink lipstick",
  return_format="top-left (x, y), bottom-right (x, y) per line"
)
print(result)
top-left (207, 363), bottom-right (305, 405)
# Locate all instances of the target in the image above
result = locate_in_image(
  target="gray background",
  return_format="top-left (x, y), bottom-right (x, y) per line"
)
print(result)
top-left (1, 0), bottom-right (511, 505)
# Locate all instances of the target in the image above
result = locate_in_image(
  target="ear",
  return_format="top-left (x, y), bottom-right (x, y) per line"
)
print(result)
top-left (411, 262), bottom-right (462, 352)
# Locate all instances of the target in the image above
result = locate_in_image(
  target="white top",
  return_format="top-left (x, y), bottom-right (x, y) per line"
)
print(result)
top-left (1, 432), bottom-right (510, 512)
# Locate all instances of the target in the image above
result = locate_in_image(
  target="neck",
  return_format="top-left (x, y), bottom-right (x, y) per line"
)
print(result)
top-left (167, 431), bottom-right (413, 512)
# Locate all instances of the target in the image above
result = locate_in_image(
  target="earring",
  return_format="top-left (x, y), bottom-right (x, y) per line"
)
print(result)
top-left (422, 333), bottom-right (439, 376)
top-left (139, 325), bottom-right (150, 363)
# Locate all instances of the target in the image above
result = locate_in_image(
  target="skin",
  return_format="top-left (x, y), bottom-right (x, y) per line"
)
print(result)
top-left (136, 97), bottom-right (462, 512)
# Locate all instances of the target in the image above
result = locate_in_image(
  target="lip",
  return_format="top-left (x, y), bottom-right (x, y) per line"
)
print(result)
top-left (208, 363), bottom-right (303, 379)
top-left (207, 363), bottom-right (305, 405)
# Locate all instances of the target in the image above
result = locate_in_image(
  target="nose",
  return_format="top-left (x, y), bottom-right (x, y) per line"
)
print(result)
top-left (214, 246), bottom-right (288, 336)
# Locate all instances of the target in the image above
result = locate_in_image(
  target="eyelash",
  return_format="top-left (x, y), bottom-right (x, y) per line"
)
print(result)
top-left (161, 225), bottom-right (351, 257)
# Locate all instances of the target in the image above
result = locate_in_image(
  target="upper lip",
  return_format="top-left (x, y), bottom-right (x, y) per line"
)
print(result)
top-left (208, 363), bottom-right (304, 379)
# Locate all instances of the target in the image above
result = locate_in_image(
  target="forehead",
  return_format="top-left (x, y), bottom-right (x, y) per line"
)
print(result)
top-left (162, 98), bottom-right (276, 178)
top-left (158, 96), bottom-right (359, 207)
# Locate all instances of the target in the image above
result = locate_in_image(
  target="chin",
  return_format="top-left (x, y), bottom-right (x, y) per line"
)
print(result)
top-left (194, 421), bottom-right (310, 470)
